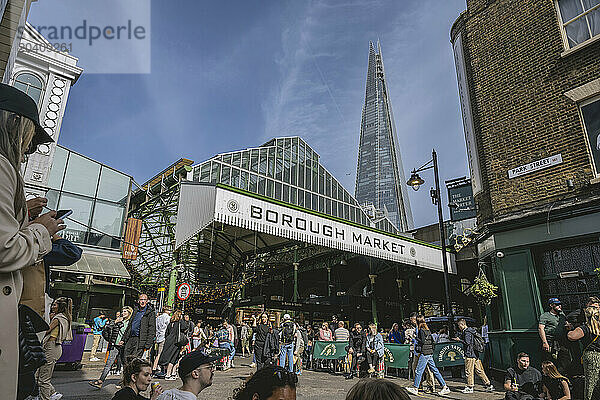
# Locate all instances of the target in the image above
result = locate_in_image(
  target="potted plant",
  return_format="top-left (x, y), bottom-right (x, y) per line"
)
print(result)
top-left (466, 269), bottom-right (498, 306)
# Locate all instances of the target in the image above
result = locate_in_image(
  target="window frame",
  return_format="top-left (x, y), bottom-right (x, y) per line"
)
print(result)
top-left (555, 0), bottom-right (600, 52)
top-left (580, 94), bottom-right (600, 176)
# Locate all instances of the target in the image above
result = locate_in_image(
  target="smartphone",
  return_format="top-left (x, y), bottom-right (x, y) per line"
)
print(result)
top-left (55, 209), bottom-right (73, 220)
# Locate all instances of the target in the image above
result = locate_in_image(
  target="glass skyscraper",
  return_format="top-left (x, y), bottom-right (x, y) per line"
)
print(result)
top-left (355, 41), bottom-right (413, 232)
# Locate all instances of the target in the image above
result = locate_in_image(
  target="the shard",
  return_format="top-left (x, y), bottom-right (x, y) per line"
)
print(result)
top-left (355, 41), bottom-right (413, 232)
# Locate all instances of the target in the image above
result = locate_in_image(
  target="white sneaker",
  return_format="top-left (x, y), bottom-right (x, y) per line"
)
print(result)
top-left (461, 386), bottom-right (474, 393)
top-left (89, 357), bottom-right (100, 362)
top-left (438, 386), bottom-right (451, 396)
top-left (485, 384), bottom-right (495, 392)
top-left (249, 362), bottom-right (256, 367)
top-left (165, 375), bottom-right (177, 381)
top-left (49, 393), bottom-right (63, 400)
top-left (230, 361), bottom-right (235, 368)
top-left (405, 387), bottom-right (418, 395)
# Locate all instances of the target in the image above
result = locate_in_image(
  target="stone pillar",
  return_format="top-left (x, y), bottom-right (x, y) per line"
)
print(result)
top-left (293, 263), bottom-right (299, 302)
top-left (396, 279), bottom-right (405, 320)
top-left (327, 267), bottom-right (332, 297)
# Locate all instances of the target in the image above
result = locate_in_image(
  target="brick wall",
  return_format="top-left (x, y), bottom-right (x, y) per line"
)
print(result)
top-left (454, 0), bottom-right (600, 223)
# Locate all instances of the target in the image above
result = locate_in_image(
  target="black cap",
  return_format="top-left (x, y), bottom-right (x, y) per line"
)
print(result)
top-left (178, 351), bottom-right (218, 379)
top-left (0, 83), bottom-right (52, 154)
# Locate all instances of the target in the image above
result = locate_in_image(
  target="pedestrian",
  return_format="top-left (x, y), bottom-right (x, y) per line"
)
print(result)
top-left (435, 327), bottom-right (450, 343)
top-left (319, 322), bottom-right (333, 341)
top-left (226, 319), bottom-right (237, 367)
top-left (36, 297), bottom-right (73, 400)
top-left (455, 318), bottom-right (494, 393)
top-left (409, 315), bottom-right (435, 392)
top-left (503, 352), bottom-right (542, 400)
top-left (112, 358), bottom-right (163, 400)
top-left (346, 323), bottom-right (364, 380)
top-left (252, 313), bottom-right (270, 369)
top-left (123, 294), bottom-right (157, 360)
top-left (387, 323), bottom-right (403, 344)
top-left (0, 82), bottom-right (62, 399)
top-left (541, 360), bottom-right (571, 400)
top-left (538, 298), bottom-right (571, 372)
top-left (293, 322), bottom-right (305, 375)
top-left (158, 310), bottom-right (187, 380)
top-left (404, 319), bottom-right (451, 396)
top-left (240, 321), bottom-right (252, 357)
top-left (335, 321), bottom-right (350, 342)
top-left (567, 304), bottom-right (600, 400)
top-left (216, 319), bottom-right (236, 370)
top-left (263, 325), bottom-right (281, 367)
top-left (156, 351), bottom-right (217, 400)
top-left (279, 314), bottom-right (297, 373)
top-left (346, 378), bottom-right (412, 400)
top-left (192, 321), bottom-right (207, 350)
top-left (152, 307), bottom-right (171, 374)
top-left (365, 323), bottom-right (384, 376)
top-left (90, 306), bottom-right (133, 389)
top-left (231, 365), bottom-right (297, 400)
top-left (90, 312), bottom-right (108, 362)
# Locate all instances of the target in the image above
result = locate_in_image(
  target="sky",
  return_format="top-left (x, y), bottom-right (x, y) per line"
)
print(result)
top-left (29, 0), bottom-right (469, 228)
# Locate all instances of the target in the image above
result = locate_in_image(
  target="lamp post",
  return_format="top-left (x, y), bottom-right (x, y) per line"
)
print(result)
top-left (407, 149), bottom-right (453, 335)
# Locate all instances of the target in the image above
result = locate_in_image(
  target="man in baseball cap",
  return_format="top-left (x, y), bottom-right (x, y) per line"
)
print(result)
top-left (157, 352), bottom-right (218, 399)
top-left (538, 297), bottom-right (569, 371)
top-left (0, 83), bottom-right (52, 154)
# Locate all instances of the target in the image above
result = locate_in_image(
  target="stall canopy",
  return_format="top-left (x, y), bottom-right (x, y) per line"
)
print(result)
top-left (174, 182), bottom-right (455, 280)
top-left (51, 253), bottom-right (131, 279)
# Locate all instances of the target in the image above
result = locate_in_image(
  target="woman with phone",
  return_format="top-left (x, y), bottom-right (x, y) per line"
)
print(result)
top-left (0, 83), bottom-right (65, 398)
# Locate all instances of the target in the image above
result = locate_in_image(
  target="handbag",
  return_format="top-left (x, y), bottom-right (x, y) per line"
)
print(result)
top-left (18, 261), bottom-right (46, 317)
top-left (18, 304), bottom-right (48, 373)
top-left (176, 322), bottom-right (189, 347)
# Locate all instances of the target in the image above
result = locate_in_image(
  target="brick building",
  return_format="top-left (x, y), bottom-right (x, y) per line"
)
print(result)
top-left (451, 0), bottom-right (600, 370)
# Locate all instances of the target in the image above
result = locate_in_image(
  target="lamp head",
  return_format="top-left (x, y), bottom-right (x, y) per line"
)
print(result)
top-left (407, 171), bottom-right (425, 191)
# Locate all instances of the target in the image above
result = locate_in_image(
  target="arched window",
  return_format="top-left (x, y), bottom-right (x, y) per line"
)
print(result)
top-left (13, 73), bottom-right (43, 104)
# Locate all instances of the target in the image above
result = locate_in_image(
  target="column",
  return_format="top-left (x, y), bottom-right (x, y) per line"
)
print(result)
top-left (327, 266), bottom-right (332, 297)
top-left (369, 274), bottom-right (378, 325)
top-left (293, 263), bottom-right (299, 302)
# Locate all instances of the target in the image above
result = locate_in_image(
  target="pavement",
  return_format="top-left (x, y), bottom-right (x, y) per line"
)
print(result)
top-left (49, 353), bottom-right (505, 400)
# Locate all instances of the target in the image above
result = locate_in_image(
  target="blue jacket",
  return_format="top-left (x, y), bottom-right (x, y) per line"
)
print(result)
top-left (366, 333), bottom-right (384, 357)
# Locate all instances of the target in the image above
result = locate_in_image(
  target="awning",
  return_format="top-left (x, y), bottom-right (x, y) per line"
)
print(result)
top-left (50, 253), bottom-right (131, 279)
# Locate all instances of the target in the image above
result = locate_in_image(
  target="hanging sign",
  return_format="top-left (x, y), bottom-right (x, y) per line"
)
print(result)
top-left (177, 283), bottom-right (191, 301)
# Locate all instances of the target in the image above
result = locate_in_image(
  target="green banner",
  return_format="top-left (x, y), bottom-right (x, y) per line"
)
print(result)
top-left (433, 342), bottom-right (465, 367)
top-left (312, 341), bottom-right (348, 359)
top-left (383, 343), bottom-right (411, 368)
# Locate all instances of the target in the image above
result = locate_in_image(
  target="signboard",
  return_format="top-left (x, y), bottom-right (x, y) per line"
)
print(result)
top-left (433, 342), bottom-right (465, 367)
top-left (176, 283), bottom-right (191, 301)
top-left (453, 32), bottom-right (483, 195)
top-left (508, 154), bottom-right (563, 179)
top-left (175, 184), bottom-right (456, 274)
top-left (383, 343), bottom-right (410, 368)
top-left (446, 178), bottom-right (476, 221)
top-left (312, 341), bottom-right (348, 360)
top-left (122, 218), bottom-right (142, 260)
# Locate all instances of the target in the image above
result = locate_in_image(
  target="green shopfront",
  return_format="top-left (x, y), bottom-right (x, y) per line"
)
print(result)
top-left (478, 205), bottom-right (600, 372)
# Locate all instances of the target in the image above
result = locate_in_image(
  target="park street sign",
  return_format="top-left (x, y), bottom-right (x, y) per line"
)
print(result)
top-left (508, 154), bottom-right (562, 179)
top-left (175, 183), bottom-right (456, 274)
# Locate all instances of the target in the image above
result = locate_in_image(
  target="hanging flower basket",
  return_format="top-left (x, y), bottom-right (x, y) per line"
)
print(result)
top-left (466, 269), bottom-right (498, 306)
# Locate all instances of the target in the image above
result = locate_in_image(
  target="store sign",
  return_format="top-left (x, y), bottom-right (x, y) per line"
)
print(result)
top-left (208, 187), bottom-right (455, 274)
top-left (123, 217), bottom-right (142, 260)
top-left (434, 342), bottom-right (465, 367)
top-left (508, 154), bottom-right (562, 179)
top-left (446, 179), bottom-right (476, 221)
top-left (453, 32), bottom-right (483, 195)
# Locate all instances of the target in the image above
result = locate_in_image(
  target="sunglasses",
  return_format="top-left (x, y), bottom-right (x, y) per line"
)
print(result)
top-left (272, 366), bottom-right (298, 384)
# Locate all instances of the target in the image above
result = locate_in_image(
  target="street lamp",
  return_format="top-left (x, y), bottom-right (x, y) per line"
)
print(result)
top-left (407, 149), bottom-right (454, 335)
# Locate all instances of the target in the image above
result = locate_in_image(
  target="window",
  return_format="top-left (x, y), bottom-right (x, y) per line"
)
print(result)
top-left (48, 146), bottom-right (68, 190)
top-left (14, 73), bottom-right (44, 104)
top-left (199, 163), bottom-right (211, 182)
top-left (557, 0), bottom-right (600, 49)
top-left (92, 200), bottom-right (125, 237)
top-left (582, 96), bottom-right (600, 173)
top-left (62, 153), bottom-right (100, 197)
top-left (97, 167), bottom-right (130, 204)
top-left (221, 165), bottom-right (231, 185)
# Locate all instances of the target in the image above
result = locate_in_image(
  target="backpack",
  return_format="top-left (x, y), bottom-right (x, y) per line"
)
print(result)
top-left (282, 322), bottom-right (294, 344)
top-left (469, 328), bottom-right (485, 354)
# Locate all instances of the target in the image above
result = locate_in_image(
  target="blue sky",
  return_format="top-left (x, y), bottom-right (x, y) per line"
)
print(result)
top-left (29, 0), bottom-right (468, 228)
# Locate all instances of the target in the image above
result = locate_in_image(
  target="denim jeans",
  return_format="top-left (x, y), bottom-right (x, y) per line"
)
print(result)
top-left (99, 348), bottom-right (120, 382)
top-left (219, 342), bottom-right (235, 361)
top-left (413, 354), bottom-right (446, 388)
top-left (279, 343), bottom-right (294, 372)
